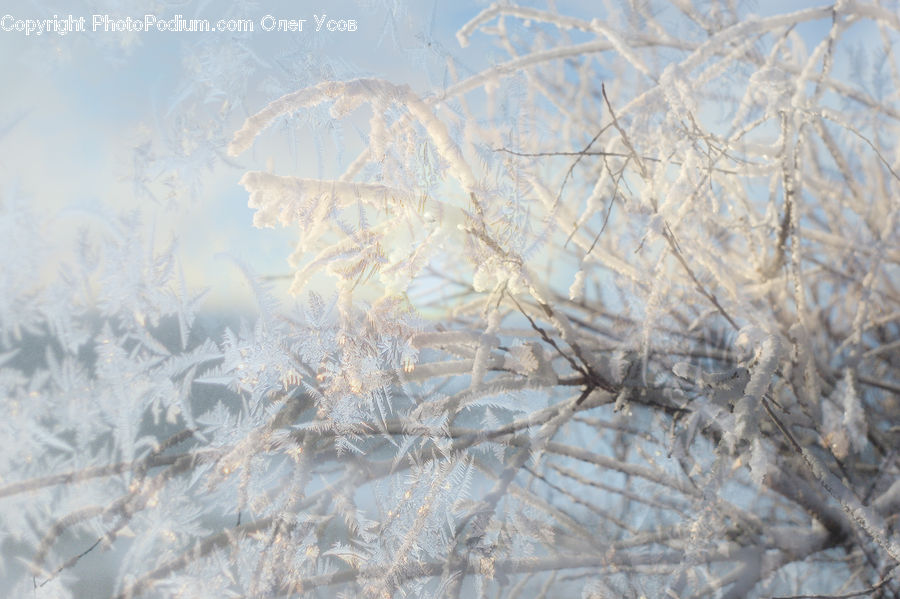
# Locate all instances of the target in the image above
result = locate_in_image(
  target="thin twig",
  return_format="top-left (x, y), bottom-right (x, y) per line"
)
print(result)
top-left (495, 147), bottom-right (738, 174)
top-left (771, 565), bottom-right (897, 598)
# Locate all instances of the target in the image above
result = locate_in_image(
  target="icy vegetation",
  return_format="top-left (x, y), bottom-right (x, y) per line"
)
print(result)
top-left (2, 1), bottom-right (900, 597)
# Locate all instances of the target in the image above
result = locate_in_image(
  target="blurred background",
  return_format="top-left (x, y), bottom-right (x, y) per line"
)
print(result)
top-left (0, 0), bottom-right (502, 316)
